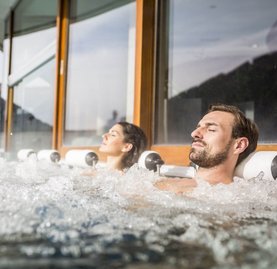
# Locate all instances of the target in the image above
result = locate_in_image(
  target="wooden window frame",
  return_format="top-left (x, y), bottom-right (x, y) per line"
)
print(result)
top-left (141, 0), bottom-right (277, 166)
top-left (55, 0), bottom-right (157, 161)
top-left (54, 0), bottom-right (277, 164)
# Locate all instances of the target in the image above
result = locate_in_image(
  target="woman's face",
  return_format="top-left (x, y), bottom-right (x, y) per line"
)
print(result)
top-left (99, 124), bottom-right (132, 156)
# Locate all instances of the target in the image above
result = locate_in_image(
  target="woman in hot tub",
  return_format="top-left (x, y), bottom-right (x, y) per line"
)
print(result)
top-left (99, 122), bottom-right (148, 171)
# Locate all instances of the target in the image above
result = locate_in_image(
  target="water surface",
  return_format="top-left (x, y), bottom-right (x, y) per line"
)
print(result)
top-left (0, 158), bottom-right (276, 269)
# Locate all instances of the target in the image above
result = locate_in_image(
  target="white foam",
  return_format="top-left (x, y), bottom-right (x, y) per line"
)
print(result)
top-left (0, 159), bottom-right (276, 268)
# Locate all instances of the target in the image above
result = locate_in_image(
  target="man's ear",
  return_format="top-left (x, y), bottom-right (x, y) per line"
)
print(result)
top-left (122, 143), bottom-right (133, 153)
top-left (234, 137), bottom-right (249, 154)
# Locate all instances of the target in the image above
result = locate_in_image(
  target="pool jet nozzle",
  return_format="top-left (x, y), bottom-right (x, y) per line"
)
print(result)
top-left (85, 152), bottom-right (99, 169)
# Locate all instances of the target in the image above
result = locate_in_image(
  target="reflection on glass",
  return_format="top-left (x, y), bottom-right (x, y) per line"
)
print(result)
top-left (64, 0), bottom-right (136, 146)
top-left (0, 93), bottom-right (5, 151)
top-left (155, 0), bottom-right (277, 144)
top-left (0, 48), bottom-right (7, 150)
top-left (11, 59), bottom-right (55, 153)
top-left (7, 0), bottom-right (57, 154)
top-left (12, 0), bottom-right (57, 74)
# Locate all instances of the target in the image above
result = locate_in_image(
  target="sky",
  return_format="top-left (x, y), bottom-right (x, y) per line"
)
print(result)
top-left (168, 0), bottom-right (277, 97)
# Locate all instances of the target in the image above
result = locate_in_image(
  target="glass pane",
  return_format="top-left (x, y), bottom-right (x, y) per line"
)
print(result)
top-left (64, 0), bottom-right (136, 146)
top-left (155, 0), bottom-right (277, 144)
top-left (9, 0), bottom-right (57, 153)
top-left (12, 0), bottom-right (57, 75)
top-left (11, 59), bottom-right (55, 153)
top-left (0, 49), bottom-right (6, 151)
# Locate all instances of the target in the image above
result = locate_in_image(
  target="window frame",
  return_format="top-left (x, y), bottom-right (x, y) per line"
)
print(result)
top-left (3, 0), bottom-right (277, 164)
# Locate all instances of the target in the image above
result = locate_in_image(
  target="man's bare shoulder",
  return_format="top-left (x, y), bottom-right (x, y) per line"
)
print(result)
top-left (154, 177), bottom-right (197, 194)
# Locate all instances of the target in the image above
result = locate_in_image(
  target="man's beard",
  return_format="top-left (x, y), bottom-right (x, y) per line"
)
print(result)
top-left (189, 140), bottom-right (232, 168)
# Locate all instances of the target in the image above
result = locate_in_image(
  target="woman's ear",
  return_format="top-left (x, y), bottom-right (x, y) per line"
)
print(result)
top-left (234, 137), bottom-right (249, 154)
top-left (122, 143), bottom-right (133, 153)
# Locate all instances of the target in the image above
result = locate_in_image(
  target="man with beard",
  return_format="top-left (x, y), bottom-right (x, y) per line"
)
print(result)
top-left (155, 104), bottom-right (259, 194)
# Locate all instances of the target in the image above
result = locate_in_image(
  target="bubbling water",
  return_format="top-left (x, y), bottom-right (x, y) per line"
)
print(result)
top-left (0, 158), bottom-right (276, 269)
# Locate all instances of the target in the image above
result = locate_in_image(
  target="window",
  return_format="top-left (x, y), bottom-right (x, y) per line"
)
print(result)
top-left (64, 0), bottom-right (136, 146)
top-left (0, 49), bottom-right (6, 150)
top-left (8, 0), bottom-right (57, 153)
top-left (155, 0), bottom-right (277, 144)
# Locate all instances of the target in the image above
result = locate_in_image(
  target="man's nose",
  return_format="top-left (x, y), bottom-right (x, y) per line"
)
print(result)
top-left (191, 127), bottom-right (203, 139)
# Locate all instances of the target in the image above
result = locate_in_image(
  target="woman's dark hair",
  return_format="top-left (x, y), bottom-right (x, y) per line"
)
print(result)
top-left (117, 122), bottom-right (148, 169)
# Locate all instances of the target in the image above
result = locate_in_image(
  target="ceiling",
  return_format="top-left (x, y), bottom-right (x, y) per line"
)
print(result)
top-left (0, 0), bottom-right (18, 49)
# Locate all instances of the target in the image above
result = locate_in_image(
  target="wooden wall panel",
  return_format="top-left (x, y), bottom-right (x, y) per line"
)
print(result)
top-left (150, 145), bottom-right (277, 166)
top-left (4, 11), bottom-right (14, 151)
top-left (133, 0), bottom-right (156, 146)
top-left (54, 0), bottom-right (69, 151)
